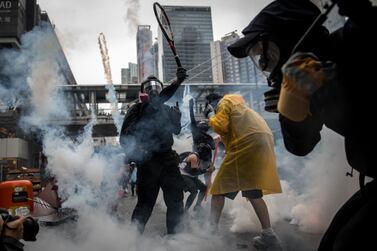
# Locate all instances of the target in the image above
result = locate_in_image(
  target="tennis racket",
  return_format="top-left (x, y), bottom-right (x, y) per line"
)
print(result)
top-left (153, 2), bottom-right (182, 68)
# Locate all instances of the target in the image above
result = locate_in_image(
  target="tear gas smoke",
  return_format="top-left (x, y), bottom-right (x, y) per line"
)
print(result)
top-left (138, 29), bottom-right (155, 80)
top-left (229, 128), bottom-right (359, 234)
top-left (123, 0), bottom-right (140, 34)
top-left (0, 23), bottom-right (70, 130)
top-left (105, 84), bottom-right (123, 135)
top-left (1, 23), bottom-right (359, 249)
top-left (98, 33), bottom-right (113, 85)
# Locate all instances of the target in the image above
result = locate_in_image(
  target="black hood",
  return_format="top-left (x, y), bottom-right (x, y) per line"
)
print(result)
top-left (228, 0), bottom-right (321, 58)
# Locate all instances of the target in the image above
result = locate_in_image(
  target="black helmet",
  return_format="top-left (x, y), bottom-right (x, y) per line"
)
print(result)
top-left (227, 0), bottom-right (328, 88)
top-left (197, 143), bottom-right (212, 162)
top-left (140, 76), bottom-right (164, 97)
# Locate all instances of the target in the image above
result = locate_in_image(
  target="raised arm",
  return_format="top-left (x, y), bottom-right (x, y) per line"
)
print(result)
top-left (189, 98), bottom-right (197, 126)
top-left (158, 67), bottom-right (187, 104)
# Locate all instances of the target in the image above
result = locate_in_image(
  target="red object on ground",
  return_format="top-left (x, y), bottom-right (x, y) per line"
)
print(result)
top-left (0, 180), bottom-right (34, 215)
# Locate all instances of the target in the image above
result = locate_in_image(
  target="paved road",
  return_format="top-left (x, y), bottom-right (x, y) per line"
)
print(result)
top-left (26, 194), bottom-right (322, 251)
top-left (114, 194), bottom-right (322, 251)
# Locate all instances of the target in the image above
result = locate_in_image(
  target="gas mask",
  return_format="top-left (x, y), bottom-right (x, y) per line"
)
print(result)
top-left (247, 38), bottom-right (282, 112)
top-left (139, 79), bottom-right (163, 103)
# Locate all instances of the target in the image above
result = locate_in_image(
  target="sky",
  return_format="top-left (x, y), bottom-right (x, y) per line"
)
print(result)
top-left (37, 0), bottom-right (273, 85)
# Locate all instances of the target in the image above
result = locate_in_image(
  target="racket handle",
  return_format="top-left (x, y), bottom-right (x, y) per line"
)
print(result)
top-left (174, 55), bottom-right (182, 68)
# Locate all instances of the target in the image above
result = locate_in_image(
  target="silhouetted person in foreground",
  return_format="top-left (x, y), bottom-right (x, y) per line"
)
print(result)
top-left (228, 0), bottom-right (377, 250)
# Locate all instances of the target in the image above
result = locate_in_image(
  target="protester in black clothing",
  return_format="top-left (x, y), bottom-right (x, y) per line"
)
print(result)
top-left (0, 213), bottom-right (25, 251)
top-left (179, 143), bottom-right (215, 212)
top-left (120, 67), bottom-right (187, 234)
top-left (228, 0), bottom-right (376, 250)
top-left (189, 98), bottom-right (215, 152)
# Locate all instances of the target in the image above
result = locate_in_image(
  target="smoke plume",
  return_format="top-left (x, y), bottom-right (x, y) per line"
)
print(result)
top-left (123, 0), bottom-right (140, 34)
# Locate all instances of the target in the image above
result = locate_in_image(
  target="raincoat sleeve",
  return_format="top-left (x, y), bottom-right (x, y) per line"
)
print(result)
top-left (209, 99), bottom-right (231, 136)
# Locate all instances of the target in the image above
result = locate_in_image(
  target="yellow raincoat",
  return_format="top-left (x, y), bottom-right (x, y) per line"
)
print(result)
top-left (209, 94), bottom-right (282, 196)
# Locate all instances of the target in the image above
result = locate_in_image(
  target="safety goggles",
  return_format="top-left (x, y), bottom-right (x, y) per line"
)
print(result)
top-left (247, 39), bottom-right (280, 78)
top-left (142, 81), bottom-right (163, 96)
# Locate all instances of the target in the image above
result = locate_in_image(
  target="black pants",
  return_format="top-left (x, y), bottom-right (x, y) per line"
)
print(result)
top-left (182, 175), bottom-right (207, 211)
top-left (131, 150), bottom-right (184, 234)
top-left (318, 179), bottom-right (376, 250)
top-left (130, 182), bottom-right (137, 196)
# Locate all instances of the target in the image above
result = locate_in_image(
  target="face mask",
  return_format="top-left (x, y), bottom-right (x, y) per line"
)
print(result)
top-left (248, 40), bottom-right (280, 79)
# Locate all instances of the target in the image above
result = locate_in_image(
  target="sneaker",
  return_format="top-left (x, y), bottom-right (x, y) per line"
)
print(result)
top-left (253, 230), bottom-right (283, 250)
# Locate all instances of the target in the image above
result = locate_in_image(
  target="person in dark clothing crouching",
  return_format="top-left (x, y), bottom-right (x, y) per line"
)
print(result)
top-left (179, 143), bottom-right (215, 212)
top-left (120, 67), bottom-right (187, 234)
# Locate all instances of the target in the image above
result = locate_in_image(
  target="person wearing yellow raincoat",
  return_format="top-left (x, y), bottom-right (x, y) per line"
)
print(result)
top-left (204, 93), bottom-right (282, 250)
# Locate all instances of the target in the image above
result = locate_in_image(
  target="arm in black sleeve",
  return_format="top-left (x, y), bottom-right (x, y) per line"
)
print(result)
top-left (189, 98), bottom-right (201, 142)
top-left (159, 80), bottom-right (181, 104)
top-left (279, 113), bottom-right (323, 156)
top-left (158, 67), bottom-right (187, 104)
top-left (189, 98), bottom-right (197, 126)
top-left (169, 106), bottom-right (182, 135)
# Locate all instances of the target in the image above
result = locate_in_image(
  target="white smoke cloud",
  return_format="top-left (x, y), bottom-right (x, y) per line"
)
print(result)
top-left (105, 84), bottom-right (124, 135)
top-left (2, 22), bottom-right (360, 249)
top-left (123, 0), bottom-right (140, 34)
top-left (228, 128), bottom-right (359, 234)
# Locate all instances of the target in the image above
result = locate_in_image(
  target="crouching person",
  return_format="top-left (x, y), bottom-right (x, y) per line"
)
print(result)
top-left (179, 143), bottom-right (215, 213)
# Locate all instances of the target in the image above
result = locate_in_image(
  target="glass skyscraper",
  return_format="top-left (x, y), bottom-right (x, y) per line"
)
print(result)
top-left (211, 31), bottom-right (264, 84)
top-left (158, 6), bottom-right (213, 83)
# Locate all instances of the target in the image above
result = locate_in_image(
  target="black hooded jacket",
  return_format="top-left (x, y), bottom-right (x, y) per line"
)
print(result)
top-left (120, 79), bottom-right (182, 162)
top-left (275, 0), bottom-right (377, 178)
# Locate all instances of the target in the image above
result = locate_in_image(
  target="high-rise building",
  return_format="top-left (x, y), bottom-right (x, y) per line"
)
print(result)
top-left (210, 40), bottom-right (223, 83)
top-left (0, 0), bottom-right (76, 85)
top-left (137, 25), bottom-right (154, 82)
top-left (121, 68), bottom-right (130, 85)
top-left (121, 62), bottom-right (138, 84)
top-left (211, 31), bottom-right (263, 84)
top-left (158, 6), bottom-right (213, 83)
top-left (152, 41), bottom-right (159, 79)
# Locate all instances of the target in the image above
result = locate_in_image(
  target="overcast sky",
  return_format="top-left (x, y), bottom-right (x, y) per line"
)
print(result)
top-left (37, 0), bottom-right (273, 85)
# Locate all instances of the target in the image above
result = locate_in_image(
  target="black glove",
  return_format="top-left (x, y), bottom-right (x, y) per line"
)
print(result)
top-left (176, 67), bottom-right (188, 82)
top-left (171, 105), bottom-right (181, 117)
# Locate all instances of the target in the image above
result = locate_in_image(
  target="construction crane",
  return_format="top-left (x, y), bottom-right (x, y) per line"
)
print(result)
top-left (98, 32), bottom-right (113, 84)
